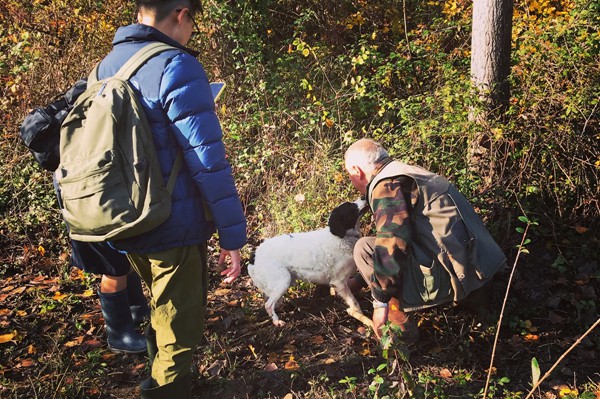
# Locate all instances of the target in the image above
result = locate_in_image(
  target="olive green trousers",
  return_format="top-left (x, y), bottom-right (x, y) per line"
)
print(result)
top-left (127, 243), bottom-right (207, 387)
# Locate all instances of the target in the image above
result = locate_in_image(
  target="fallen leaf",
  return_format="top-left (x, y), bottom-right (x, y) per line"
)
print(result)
top-left (27, 345), bottom-right (36, 354)
top-left (0, 333), bottom-right (15, 344)
top-left (81, 290), bottom-right (94, 298)
top-left (10, 287), bottom-right (26, 296)
top-left (1, 285), bottom-right (15, 293)
top-left (283, 394), bottom-right (293, 399)
top-left (19, 358), bottom-right (35, 367)
top-left (84, 338), bottom-right (102, 348)
top-left (574, 225), bottom-right (589, 234)
top-left (440, 368), bottom-right (452, 378)
top-left (249, 344), bottom-right (257, 359)
top-left (311, 335), bottom-right (324, 344)
top-left (284, 355), bottom-right (299, 371)
top-left (133, 363), bottom-right (146, 371)
top-left (213, 288), bottom-right (231, 296)
top-left (16, 310), bottom-right (27, 317)
top-left (64, 336), bottom-right (85, 348)
top-left (524, 334), bottom-right (539, 341)
top-left (52, 292), bottom-right (69, 301)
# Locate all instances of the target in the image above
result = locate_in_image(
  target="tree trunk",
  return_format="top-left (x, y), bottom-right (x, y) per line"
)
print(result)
top-left (469, 0), bottom-right (513, 185)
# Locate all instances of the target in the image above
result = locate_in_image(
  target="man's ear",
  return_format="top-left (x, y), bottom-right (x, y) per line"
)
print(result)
top-left (352, 165), bottom-right (365, 179)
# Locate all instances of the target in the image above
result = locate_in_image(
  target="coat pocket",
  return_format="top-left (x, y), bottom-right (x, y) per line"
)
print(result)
top-left (403, 243), bottom-right (453, 306)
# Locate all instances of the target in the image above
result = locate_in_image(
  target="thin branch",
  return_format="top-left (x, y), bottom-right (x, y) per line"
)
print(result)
top-left (524, 317), bottom-right (600, 399)
top-left (483, 223), bottom-right (531, 398)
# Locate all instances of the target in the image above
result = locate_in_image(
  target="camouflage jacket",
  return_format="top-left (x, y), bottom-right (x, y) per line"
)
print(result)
top-left (367, 159), bottom-right (506, 311)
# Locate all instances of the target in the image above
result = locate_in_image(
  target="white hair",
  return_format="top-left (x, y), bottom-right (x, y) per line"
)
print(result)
top-left (344, 138), bottom-right (389, 172)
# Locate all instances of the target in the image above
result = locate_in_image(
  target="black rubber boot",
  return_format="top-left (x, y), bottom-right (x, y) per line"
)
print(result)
top-left (127, 272), bottom-right (150, 325)
top-left (97, 290), bottom-right (147, 354)
top-left (140, 374), bottom-right (192, 399)
top-left (145, 323), bottom-right (158, 368)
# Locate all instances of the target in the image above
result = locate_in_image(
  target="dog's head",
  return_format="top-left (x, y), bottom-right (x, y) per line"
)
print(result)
top-left (328, 198), bottom-right (368, 239)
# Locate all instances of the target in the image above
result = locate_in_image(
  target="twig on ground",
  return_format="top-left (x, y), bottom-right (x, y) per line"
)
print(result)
top-left (524, 317), bottom-right (600, 399)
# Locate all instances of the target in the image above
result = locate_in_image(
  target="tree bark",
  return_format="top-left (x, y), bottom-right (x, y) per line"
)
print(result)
top-left (469, 0), bottom-right (513, 184)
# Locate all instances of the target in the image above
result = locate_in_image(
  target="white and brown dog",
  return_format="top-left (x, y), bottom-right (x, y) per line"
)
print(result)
top-left (248, 199), bottom-right (368, 326)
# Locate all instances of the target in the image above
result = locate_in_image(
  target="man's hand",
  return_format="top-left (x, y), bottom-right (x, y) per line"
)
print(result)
top-left (218, 249), bottom-right (241, 284)
top-left (372, 307), bottom-right (389, 339)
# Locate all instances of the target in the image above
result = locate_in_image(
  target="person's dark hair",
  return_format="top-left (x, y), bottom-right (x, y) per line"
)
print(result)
top-left (136, 0), bottom-right (203, 21)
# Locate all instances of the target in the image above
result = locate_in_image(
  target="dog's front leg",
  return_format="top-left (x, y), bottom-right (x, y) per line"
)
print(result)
top-left (332, 281), bottom-right (362, 312)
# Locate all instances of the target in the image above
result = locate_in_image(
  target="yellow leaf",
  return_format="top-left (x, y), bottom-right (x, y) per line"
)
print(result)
top-left (52, 292), bottom-right (68, 301)
top-left (302, 48), bottom-right (310, 57)
top-left (325, 118), bottom-right (334, 128)
top-left (249, 344), bottom-right (257, 359)
top-left (38, 245), bottom-right (46, 256)
top-left (0, 332), bottom-right (15, 344)
top-left (81, 290), bottom-right (94, 298)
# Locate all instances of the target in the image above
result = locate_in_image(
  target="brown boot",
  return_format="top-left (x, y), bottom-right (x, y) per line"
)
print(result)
top-left (388, 298), bottom-right (419, 343)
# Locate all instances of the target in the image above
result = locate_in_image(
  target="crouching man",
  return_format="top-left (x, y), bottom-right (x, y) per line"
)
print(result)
top-left (344, 138), bottom-right (506, 341)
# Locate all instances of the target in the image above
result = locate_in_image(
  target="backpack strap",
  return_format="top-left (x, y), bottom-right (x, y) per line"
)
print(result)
top-left (115, 42), bottom-right (184, 193)
top-left (116, 42), bottom-right (177, 80)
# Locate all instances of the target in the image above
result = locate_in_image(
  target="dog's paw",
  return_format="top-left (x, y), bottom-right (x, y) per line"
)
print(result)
top-left (272, 320), bottom-right (286, 327)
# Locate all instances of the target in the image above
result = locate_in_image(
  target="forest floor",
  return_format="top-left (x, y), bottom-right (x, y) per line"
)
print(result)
top-left (0, 235), bottom-right (599, 399)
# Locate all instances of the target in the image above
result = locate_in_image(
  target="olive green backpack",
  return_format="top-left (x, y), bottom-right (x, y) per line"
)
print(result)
top-left (57, 42), bottom-right (182, 242)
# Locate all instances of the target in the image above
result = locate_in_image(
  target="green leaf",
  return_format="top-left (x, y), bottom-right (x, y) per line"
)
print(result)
top-left (516, 227), bottom-right (525, 233)
top-left (518, 216), bottom-right (529, 223)
top-left (531, 357), bottom-right (540, 386)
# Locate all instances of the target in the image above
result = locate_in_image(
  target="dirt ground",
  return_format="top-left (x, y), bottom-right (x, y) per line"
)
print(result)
top-left (0, 236), bottom-right (598, 398)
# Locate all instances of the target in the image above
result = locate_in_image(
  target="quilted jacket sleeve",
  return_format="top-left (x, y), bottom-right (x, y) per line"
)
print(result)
top-left (159, 52), bottom-right (247, 250)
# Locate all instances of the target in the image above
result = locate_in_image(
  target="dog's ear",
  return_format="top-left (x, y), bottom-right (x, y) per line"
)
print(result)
top-left (328, 202), bottom-right (356, 238)
top-left (328, 215), bottom-right (347, 238)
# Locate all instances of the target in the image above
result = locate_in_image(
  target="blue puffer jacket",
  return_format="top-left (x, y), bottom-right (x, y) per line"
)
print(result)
top-left (98, 24), bottom-right (246, 254)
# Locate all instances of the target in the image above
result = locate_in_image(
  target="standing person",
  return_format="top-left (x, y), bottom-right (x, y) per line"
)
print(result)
top-left (344, 138), bottom-right (505, 341)
top-left (94, 0), bottom-right (247, 397)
